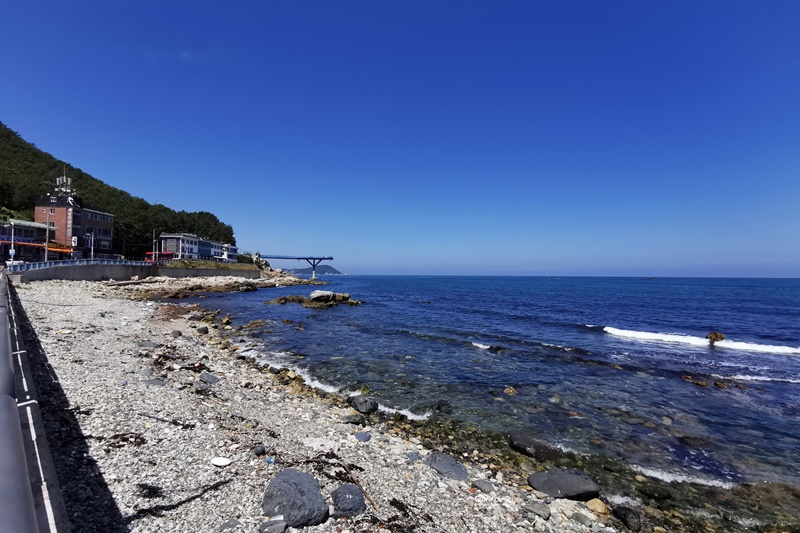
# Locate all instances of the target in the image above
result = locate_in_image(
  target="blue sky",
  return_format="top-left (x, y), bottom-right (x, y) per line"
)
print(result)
top-left (2, 1), bottom-right (798, 276)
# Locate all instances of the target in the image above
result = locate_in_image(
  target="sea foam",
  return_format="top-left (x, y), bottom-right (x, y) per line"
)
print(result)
top-left (631, 465), bottom-right (737, 489)
top-left (604, 327), bottom-right (800, 355)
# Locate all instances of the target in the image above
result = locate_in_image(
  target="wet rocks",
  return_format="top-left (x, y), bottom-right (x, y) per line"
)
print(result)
top-left (330, 484), bottom-right (366, 518)
top-left (266, 292), bottom-right (360, 309)
top-left (527, 469), bottom-right (600, 501)
top-left (508, 430), bottom-right (570, 462)
top-left (424, 451), bottom-right (469, 481)
top-left (261, 469), bottom-right (329, 527)
top-left (612, 505), bottom-right (642, 531)
top-left (349, 396), bottom-right (379, 414)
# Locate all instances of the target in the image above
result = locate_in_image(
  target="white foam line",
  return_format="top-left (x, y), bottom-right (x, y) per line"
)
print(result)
top-left (631, 465), bottom-right (736, 489)
top-left (604, 327), bottom-right (800, 355)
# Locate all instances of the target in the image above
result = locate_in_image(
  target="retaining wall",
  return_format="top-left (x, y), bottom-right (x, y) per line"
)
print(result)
top-left (9, 264), bottom-right (261, 283)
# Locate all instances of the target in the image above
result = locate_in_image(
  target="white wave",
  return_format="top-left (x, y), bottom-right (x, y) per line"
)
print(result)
top-left (631, 465), bottom-right (736, 489)
top-left (606, 494), bottom-right (640, 507)
top-left (716, 374), bottom-right (800, 385)
top-left (377, 404), bottom-right (431, 421)
top-left (604, 327), bottom-right (800, 355)
top-left (472, 342), bottom-right (491, 350)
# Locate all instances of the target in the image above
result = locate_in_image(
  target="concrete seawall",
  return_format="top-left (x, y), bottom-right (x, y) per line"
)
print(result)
top-left (9, 265), bottom-right (261, 284)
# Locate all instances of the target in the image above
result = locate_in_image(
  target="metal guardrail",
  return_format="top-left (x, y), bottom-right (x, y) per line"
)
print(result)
top-left (7, 259), bottom-right (150, 273)
top-left (0, 269), bottom-right (39, 532)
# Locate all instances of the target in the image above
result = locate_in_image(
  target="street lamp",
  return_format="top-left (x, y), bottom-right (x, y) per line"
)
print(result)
top-left (85, 232), bottom-right (95, 260)
top-left (43, 209), bottom-right (51, 261)
top-left (2, 222), bottom-right (14, 263)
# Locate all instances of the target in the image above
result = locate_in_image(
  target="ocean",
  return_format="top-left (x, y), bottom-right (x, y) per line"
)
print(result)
top-left (195, 276), bottom-right (800, 491)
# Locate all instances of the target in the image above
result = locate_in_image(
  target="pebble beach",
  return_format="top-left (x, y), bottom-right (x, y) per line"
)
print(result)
top-left (14, 277), bottom-right (618, 533)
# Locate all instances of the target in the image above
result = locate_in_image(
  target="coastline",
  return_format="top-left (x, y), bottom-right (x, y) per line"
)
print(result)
top-left (14, 277), bottom-right (609, 533)
top-left (13, 276), bottom-right (800, 532)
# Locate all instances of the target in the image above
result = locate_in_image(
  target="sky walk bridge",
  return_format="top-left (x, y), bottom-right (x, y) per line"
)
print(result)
top-left (260, 255), bottom-right (333, 279)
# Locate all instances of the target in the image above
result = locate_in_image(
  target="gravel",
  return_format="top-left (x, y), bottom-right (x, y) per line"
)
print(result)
top-left (14, 278), bottom-right (619, 533)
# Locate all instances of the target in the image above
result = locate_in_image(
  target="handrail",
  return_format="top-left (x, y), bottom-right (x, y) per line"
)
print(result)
top-left (0, 269), bottom-right (39, 532)
top-left (7, 258), bottom-right (151, 273)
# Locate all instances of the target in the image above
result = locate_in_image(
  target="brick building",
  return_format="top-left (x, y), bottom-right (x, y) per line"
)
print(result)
top-left (35, 183), bottom-right (115, 259)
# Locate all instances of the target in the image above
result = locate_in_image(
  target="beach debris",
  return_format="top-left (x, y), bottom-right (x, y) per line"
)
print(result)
top-left (330, 483), bottom-right (367, 518)
top-left (354, 432), bottom-right (371, 442)
top-left (137, 411), bottom-right (195, 429)
top-left (612, 506), bottom-right (642, 532)
top-left (527, 469), bottom-right (600, 501)
top-left (259, 520), bottom-right (287, 533)
top-left (261, 468), bottom-right (329, 527)
top-left (706, 331), bottom-right (725, 345)
top-left (349, 395), bottom-right (379, 414)
top-left (503, 386), bottom-right (517, 396)
top-left (199, 372), bottom-right (220, 384)
top-left (424, 451), bottom-right (469, 481)
top-left (211, 457), bottom-right (232, 467)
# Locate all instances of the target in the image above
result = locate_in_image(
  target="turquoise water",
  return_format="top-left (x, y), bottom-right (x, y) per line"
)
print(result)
top-left (197, 276), bottom-right (800, 488)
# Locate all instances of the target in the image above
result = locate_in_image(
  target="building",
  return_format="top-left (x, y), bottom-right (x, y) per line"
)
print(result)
top-left (158, 233), bottom-right (238, 262)
top-left (1, 218), bottom-right (69, 263)
top-left (34, 176), bottom-right (115, 259)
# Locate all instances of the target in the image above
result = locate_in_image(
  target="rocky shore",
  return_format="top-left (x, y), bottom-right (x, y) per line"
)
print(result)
top-left (13, 276), bottom-right (800, 532)
top-left (13, 277), bottom-right (622, 533)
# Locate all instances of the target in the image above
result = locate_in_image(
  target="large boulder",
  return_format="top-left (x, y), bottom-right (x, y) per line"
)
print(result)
top-left (424, 451), bottom-right (469, 481)
top-left (309, 290), bottom-right (336, 302)
top-left (527, 469), bottom-right (600, 501)
top-left (261, 469), bottom-right (329, 527)
top-left (508, 431), bottom-right (571, 462)
top-left (349, 396), bottom-right (379, 414)
top-left (331, 484), bottom-right (366, 518)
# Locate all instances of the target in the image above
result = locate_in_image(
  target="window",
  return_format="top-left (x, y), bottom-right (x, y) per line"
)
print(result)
top-left (50, 208), bottom-right (55, 214)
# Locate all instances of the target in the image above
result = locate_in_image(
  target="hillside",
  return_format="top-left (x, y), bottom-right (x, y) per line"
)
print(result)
top-left (287, 264), bottom-right (343, 276)
top-left (0, 121), bottom-right (235, 258)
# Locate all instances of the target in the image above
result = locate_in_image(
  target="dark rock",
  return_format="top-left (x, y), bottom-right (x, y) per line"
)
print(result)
top-left (407, 452), bottom-right (422, 463)
top-left (330, 484), bottom-right (366, 518)
top-left (527, 469), bottom-right (600, 501)
top-left (261, 468), bottom-right (329, 527)
top-left (706, 331), bottom-right (725, 344)
top-left (472, 479), bottom-right (494, 493)
top-left (253, 445), bottom-right (267, 457)
top-left (200, 373), bottom-right (220, 384)
top-left (571, 512), bottom-right (593, 526)
top-left (524, 500), bottom-right (550, 520)
top-left (259, 520), bottom-right (287, 533)
top-left (424, 451), bottom-right (469, 481)
top-left (238, 282), bottom-right (258, 292)
top-left (188, 313), bottom-right (203, 321)
top-left (197, 326), bottom-right (209, 335)
top-left (354, 432), bottom-right (371, 442)
top-left (638, 483), bottom-right (673, 501)
top-left (342, 414), bottom-right (364, 425)
top-left (349, 396), bottom-right (379, 415)
top-left (170, 330), bottom-right (182, 338)
top-left (612, 506), bottom-right (642, 532)
top-left (509, 431), bottom-right (571, 462)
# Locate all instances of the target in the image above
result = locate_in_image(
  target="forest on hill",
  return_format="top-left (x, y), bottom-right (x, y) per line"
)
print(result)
top-left (0, 121), bottom-right (235, 258)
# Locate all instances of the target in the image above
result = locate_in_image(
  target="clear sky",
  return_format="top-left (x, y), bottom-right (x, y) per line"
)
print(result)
top-left (2, 1), bottom-right (798, 276)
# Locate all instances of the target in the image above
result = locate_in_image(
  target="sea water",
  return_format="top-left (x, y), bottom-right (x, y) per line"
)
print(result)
top-left (197, 276), bottom-right (800, 489)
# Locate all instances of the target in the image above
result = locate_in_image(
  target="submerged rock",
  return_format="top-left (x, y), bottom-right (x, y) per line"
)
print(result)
top-left (508, 430), bottom-right (571, 461)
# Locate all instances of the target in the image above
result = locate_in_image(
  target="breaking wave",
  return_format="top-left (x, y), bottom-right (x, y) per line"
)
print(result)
top-left (603, 327), bottom-right (800, 355)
